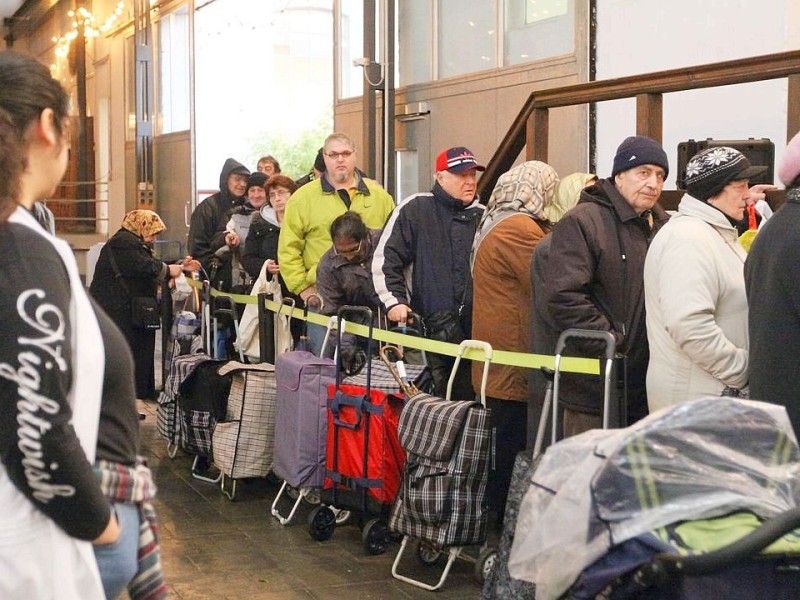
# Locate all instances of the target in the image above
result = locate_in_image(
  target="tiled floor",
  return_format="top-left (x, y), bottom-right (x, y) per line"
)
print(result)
top-left (138, 367), bottom-right (489, 599)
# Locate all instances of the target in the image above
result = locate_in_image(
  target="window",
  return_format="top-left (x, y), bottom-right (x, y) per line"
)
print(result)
top-left (339, 0), bottom-right (365, 98)
top-left (397, 0), bottom-right (432, 86)
top-left (504, 0), bottom-right (573, 66)
top-left (124, 34), bottom-right (136, 142)
top-left (438, 0), bottom-right (497, 79)
top-left (156, 6), bottom-right (190, 134)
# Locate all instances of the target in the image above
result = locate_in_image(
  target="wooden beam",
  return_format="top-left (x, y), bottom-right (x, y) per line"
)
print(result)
top-left (636, 93), bottom-right (662, 143)
top-left (531, 50), bottom-right (800, 109)
top-left (788, 74), bottom-right (800, 142)
top-left (527, 107), bottom-right (550, 162)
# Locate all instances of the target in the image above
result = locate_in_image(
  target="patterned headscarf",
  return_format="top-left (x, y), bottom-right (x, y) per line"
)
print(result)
top-left (121, 209), bottom-right (166, 239)
top-left (544, 172), bottom-right (596, 223)
top-left (472, 161), bottom-right (559, 262)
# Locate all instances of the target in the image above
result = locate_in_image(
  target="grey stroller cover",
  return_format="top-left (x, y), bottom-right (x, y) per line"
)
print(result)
top-left (508, 397), bottom-right (800, 600)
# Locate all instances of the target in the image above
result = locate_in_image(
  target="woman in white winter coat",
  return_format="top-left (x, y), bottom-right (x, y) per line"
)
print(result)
top-left (644, 146), bottom-right (765, 412)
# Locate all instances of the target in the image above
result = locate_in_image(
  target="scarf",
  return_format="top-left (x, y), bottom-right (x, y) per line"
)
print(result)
top-left (471, 160), bottom-right (559, 265)
top-left (94, 459), bottom-right (168, 600)
top-left (122, 209), bottom-right (166, 239)
top-left (545, 172), bottom-right (596, 223)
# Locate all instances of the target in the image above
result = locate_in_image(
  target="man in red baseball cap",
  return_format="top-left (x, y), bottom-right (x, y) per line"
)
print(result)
top-left (371, 146), bottom-right (485, 400)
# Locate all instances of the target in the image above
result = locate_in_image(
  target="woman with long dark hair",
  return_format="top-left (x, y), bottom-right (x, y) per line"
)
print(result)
top-left (0, 50), bottom-right (119, 599)
top-left (0, 50), bottom-right (168, 599)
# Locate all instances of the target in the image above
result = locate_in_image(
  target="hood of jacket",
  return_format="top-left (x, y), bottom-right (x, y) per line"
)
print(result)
top-left (677, 194), bottom-right (740, 237)
top-left (258, 205), bottom-right (281, 227)
top-left (580, 178), bottom-right (669, 227)
top-left (218, 158), bottom-right (250, 204)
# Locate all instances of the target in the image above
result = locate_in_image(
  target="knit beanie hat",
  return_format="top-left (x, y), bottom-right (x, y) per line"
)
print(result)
top-left (245, 171), bottom-right (268, 196)
top-left (684, 146), bottom-right (766, 201)
top-left (611, 136), bottom-right (669, 179)
top-left (778, 130), bottom-right (800, 188)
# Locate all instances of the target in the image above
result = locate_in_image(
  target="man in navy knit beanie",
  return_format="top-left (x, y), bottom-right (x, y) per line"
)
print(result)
top-left (540, 135), bottom-right (670, 437)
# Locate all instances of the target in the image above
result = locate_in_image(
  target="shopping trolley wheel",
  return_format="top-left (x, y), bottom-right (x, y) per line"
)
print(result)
top-left (304, 488), bottom-right (321, 505)
top-left (334, 508), bottom-right (351, 525)
top-left (475, 547), bottom-right (498, 584)
top-left (362, 518), bottom-right (390, 555)
top-left (416, 541), bottom-right (443, 566)
top-left (307, 506), bottom-right (336, 541)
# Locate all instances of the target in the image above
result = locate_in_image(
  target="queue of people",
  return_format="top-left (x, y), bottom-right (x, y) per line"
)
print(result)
top-left (8, 37), bottom-right (800, 593)
top-left (184, 130), bottom-right (800, 534)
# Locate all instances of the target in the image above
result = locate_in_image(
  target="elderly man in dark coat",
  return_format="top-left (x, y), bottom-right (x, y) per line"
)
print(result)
top-left (542, 136), bottom-right (669, 436)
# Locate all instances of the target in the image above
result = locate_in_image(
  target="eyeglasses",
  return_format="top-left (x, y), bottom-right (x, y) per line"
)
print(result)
top-left (326, 150), bottom-right (355, 160)
top-left (268, 188), bottom-right (292, 199)
top-left (332, 239), bottom-right (363, 258)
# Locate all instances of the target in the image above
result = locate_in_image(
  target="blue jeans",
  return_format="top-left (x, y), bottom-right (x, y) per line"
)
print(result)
top-left (94, 502), bottom-right (139, 599)
top-left (306, 305), bottom-right (329, 357)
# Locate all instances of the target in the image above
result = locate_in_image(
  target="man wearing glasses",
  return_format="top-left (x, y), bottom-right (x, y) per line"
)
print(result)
top-left (278, 132), bottom-right (395, 354)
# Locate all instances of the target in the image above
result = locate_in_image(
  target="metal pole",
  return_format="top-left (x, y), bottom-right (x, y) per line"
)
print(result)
top-left (362, 0), bottom-right (376, 177)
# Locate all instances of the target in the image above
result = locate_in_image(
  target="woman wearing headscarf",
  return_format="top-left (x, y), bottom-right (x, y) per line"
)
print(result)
top-left (91, 210), bottom-right (198, 400)
top-left (470, 160), bottom-right (559, 526)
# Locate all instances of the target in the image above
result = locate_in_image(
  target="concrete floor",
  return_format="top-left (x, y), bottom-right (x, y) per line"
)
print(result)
top-left (137, 364), bottom-right (489, 599)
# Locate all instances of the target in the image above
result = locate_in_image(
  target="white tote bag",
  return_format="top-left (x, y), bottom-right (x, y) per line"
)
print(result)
top-left (236, 260), bottom-right (294, 360)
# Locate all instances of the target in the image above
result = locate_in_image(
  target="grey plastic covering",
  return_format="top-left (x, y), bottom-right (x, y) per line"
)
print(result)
top-left (508, 397), bottom-right (800, 600)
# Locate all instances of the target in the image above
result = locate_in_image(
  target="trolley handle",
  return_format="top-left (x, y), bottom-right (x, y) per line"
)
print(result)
top-left (336, 306), bottom-right (375, 388)
top-left (278, 297), bottom-right (296, 317)
top-left (555, 328), bottom-right (616, 360)
top-left (449, 339), bottom-right (493, 405)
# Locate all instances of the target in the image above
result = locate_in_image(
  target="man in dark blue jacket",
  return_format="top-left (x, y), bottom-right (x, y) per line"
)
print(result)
top-left (372, 147), bottom-right (485, 399)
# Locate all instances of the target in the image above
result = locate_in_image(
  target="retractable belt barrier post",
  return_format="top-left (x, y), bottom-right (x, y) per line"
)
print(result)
top-left (186, 279), bottom-right (600, 376)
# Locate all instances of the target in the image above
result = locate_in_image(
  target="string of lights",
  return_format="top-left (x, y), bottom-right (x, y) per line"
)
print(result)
top-left (51, 1), bottom-right (127, 58)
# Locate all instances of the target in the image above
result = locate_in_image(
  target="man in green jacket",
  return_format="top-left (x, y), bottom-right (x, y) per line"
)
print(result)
top-left (278, 132), bottom-right (394, 352)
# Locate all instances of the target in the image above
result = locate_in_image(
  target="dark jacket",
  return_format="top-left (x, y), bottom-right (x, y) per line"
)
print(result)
top-left (745, 193), bottom-right (800, 433)
top-left (187, 158), bottom-right (248, 289)
top-left (317, 230), bottom-right (382, 316)
top-left (372, 182), bottom-right (484, 332)
top-left (89, 228), bottom-right (167, 399)
top-left (542, 178), bottom-right (668, 420)
top-left (242, 210), bottom-right (280, 279)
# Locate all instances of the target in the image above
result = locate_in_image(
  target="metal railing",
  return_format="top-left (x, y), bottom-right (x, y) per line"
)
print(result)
top-left (47, 179), bottom-right (110, 234)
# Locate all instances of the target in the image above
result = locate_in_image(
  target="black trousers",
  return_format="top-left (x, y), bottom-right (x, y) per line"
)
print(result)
top-left (486, 397), bottom-right (528, 525)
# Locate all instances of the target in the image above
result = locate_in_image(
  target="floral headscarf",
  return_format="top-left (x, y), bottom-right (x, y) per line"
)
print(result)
top-left (472, 161), bottom-right (559, 263)
top-left (544, 172), bottom-right (596, 223)
top-left (121, 209), bottom-right (166, 239)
